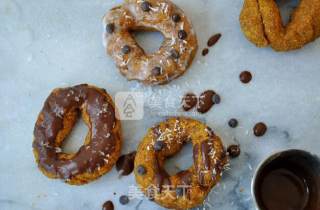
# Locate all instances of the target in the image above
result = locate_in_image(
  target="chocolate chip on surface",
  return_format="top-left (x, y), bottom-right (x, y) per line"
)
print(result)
top-left (182, 93), bottom-right (197, 111)
top-left (227, 145), bottom-right (241, 158)
top-left (202, 48), bottom-right (209, 56)
top-left (207, 33), bottom-right (222, 47)
top-left (253, 122), bottom-right (267, 137)
top-left (119, 195), bottom-right (129, 205)
top-left (212, 94), bottom-right (221, 104)
top-left (240, 71), bottom-right (252, 84)
top-left (228, 119), bottom-right (238, 128)
top-left (102, 201), bottom-right (114, 210)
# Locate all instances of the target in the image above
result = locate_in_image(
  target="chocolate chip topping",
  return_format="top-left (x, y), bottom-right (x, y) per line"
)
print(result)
top-left (212, 94), bottom-right (221, 104)
top-left (106, 23), bottom-right (115, 34)
top-left (172, 13), bottom-right (181, 22)
top-left (207, 33), bottom-right (222, 47)
top-left (151, 66), bottom-right (162, 76)
top-left (240, 71), bottom-right (252, 84)
top-left (137, 165), bottom-right (147, 175)
top-left (197, 90), bottom-right (215, 113)
top-left (32, 84), bottom-right (118, 180)
top-left (182, 93), bottom-right (197, 111)
top-left (202, 48), bottom-right (209, 56)
top-left (154, 141), bottom-right (165, 151)
top-left (121, 45), bottom-right (131, 54)
top-left (141, 1), bottom-right (151, 12)
top-left (254, 122), bottom-right (268, 137)
top-left (102, 201), bottom-right (114, 210)
top-left (170, 49), bottom-right (180, 59)
top-left (116, 151), bottom-right (136, 176)
top-left (119, 195), bottom-right (129, 205)
top-left (228, 118), bottom-right (238, 128)
top-left (227, 145), bottom-right (241, 158)
top-left (178, 30), bottom-right (187, 40)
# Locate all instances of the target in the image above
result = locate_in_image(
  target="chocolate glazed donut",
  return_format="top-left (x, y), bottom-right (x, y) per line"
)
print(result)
top-left (33, 84), bottom-right (122, 185)
top-left (103, 0), bottom-right (198, 85)
top-left (134, 117), bottom-right (228, 209)
top-left (240, 0), bottom-right (320, 51)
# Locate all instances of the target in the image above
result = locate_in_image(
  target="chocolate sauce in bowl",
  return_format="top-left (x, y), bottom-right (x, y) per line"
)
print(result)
top-left (254, 150), bottom-right (320, 210)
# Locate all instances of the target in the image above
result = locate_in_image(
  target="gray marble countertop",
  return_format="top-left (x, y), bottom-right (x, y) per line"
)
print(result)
top-left (1, 0), bottom-right (320, 209)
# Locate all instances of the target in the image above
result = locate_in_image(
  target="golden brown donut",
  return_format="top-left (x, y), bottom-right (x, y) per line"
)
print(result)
top-left (134, 117), bottom-right (228, 209)
top-left (103, 0), bottom-right (198, 85)
top-left (33, 84), bottom-right (122, 185)
top-left (240, 0), bottom-right (320, 51)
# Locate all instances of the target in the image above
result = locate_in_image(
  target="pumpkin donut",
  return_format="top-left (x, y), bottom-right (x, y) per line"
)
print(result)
top-left (240, 0), bottom-right (320, 51)
top-left (134, 117), bottom-right (228, 209)
top-left (33, 84), bottom-right (122, 185)
top-left (103, 0), bottom-right (198, 85)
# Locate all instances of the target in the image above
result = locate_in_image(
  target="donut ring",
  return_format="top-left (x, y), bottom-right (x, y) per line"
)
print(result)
top-left (103, 0), bottom-right (198, 85)
top-left (240, 0), bottom-right (320, 51)
top-left (134, 117), bottom-right (228, 209)
top-left (33, 84), bottom-right (122, 185)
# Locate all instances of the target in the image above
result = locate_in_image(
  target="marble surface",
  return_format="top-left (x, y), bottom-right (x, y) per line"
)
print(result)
top-left (1, 0), bottom-right (320, 209)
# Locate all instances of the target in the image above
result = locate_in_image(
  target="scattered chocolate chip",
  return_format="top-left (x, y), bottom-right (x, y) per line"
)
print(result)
top-left (141, 1), bottom-right (151, 12)
top-left (212, 94), bottom-right (221, 104)
top-left (253, 122), bottom-right (267, 137)
top-left (172, 13), bottom-right (181, 22)
top-left (102, 201), bottom-right (114, 210)
top-left (121, 45), bottom-right (131, 54)
top-left (182, 93), bottom-right (197, 111)
top-left (240, 71), bottom-right (252, 84)
top-left (137, 165), bottom-right (147, 175)
top-left (202, 48), bottom-right (209, 56)
top-left (170, 49), bottom-right (180, 59)
top-left (151, 67), bottom-right (162, 76)
top-left (176, 187), bottom-right (184, 197)
top-left (207, 33), bottom-right (222, 47)
top-left (228, 119), bottom-right (238, 128)
top-left (116, 151), bottom-right (136, 176)
top-left (227, 145), bottom-right (241, 158)
top-left (106, 23), bottom-right (115, 34)
top-left (119, 195), bottom-right (129, 205)
top-left (154, 141), bottom-right (165, 151)
top-left (178, 30), bottom-right (187, 40)
top-left (197, 90), bottom-right (215, 113)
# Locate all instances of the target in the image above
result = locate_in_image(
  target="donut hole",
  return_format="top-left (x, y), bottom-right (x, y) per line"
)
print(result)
top-left (276, 0), bottom-right (299, 25)
top-left (164, 142), bottom-right (193, 176)
top-left (131, 30), bottom-right (165, 54)
top-left (61, 111), bottom-right (89, 154)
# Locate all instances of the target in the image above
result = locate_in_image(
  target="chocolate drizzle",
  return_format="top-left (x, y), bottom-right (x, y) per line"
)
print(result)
top-left (201, 140), bottom-right (211, 170)
top-left (33, 84), bottom-right (118, 180)
top-left (193, 143), bottom-right (200, 173)
top-left (153, 159), bottom-right (171, 193)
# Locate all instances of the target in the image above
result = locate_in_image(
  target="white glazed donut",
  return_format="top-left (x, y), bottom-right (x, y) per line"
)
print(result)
top-left (103, 0), bottom-right (198, 85)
